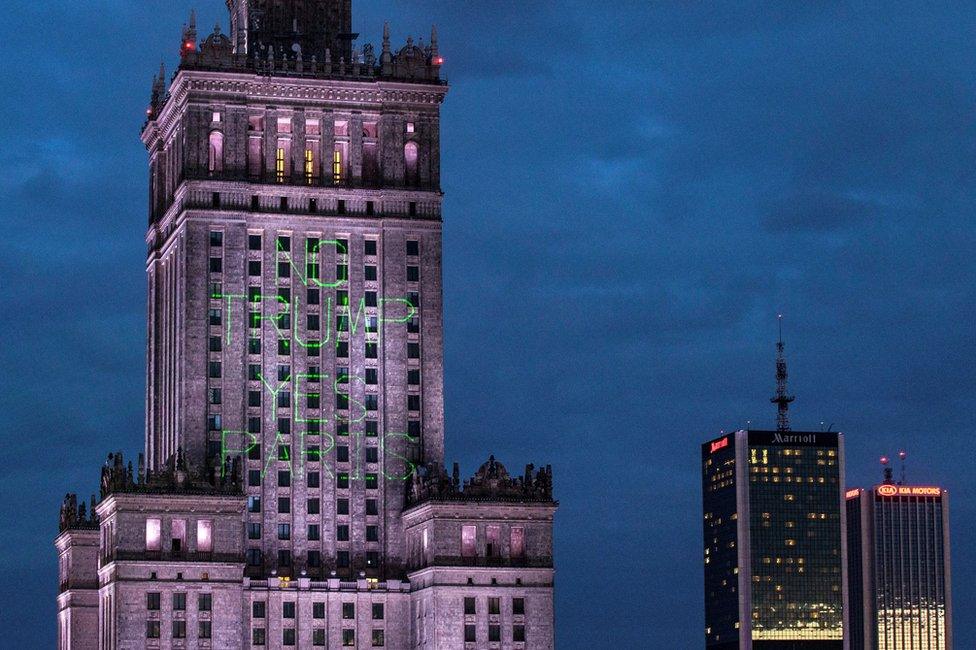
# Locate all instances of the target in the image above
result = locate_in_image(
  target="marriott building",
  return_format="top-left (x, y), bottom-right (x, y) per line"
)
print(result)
top-left (54, 2), bottom-right (556, 648)
top-left (702, 430), bottom-right (847, 649)
top-left (846, 482), bottom-right (952, 649)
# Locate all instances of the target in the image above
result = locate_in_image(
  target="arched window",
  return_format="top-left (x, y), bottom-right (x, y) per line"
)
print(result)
top-left (404, 141), bottom-right (419, 187)
top-left (208, 131), bottom-right (224, 173)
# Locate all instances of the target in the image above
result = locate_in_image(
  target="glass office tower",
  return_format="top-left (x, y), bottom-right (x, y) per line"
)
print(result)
top-left (846, 484), bottom-right (952, 650)
top-left (703, 430), bottom-right (847, 649)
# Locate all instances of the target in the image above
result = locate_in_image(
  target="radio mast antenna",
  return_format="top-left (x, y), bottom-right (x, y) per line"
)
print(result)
top-left (770, 314), bottom-right (795, 432)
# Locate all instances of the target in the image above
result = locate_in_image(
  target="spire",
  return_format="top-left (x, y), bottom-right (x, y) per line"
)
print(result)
top-left (181, 9), bottom-right (198, 57)
top-left (770, 314), bottom-right (795, 431)
top-left (381, 21), bottom-right (392, 62)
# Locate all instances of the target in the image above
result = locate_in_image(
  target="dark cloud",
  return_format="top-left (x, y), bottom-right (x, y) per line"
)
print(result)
top-left (1, 1), bottom-right (975, 647)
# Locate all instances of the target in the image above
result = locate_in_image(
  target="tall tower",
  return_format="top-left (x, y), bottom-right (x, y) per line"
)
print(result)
top-left (702, 429), bottom-right (848, 649)
top-left (845, 471), bottom-right (952, 649)
top-left (143, 0), bottom-right (447, 582)
top-left (57, 3), bottom-right (556, 648)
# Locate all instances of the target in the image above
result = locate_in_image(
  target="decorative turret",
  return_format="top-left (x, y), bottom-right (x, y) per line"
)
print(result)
top-left (180, 9), bottom-right (198, 58)
top-left (58, 493), bottom-right (99, 532)
top-left (407, 456), bottom-right (555, 506)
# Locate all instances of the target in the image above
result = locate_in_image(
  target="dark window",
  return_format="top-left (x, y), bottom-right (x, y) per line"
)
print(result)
top-left (407, 265), bottom-right (419, 282)
top-left (210, 231), bottom-right (223, 247)
top-left (308, 313), bottom-right (320, 330)
top-left (251, 194), bottom-right (261, 210)
top-left (337, 473), bottom-right (349, 489)
top-left (365, 291), bottom-right (378, 307)
top-left (409, 201), bottom-right (417, 217)
top-left (249, 260), bottom-right (261, 276)
top-left (278, 339), bottom-right (291, 355)
top-left (365, 447), bottom-right (379, 463)
top-left (277, 235), bottom-right (291, 252)
top-left (147, 592), bottom-right (161, 610)
top-left (278, 550), bottom-right (292, 567)
top-left (247, 496), bottom-right (261, 513)
top-left (337, 199), bottom-right (346, 214)
top-left (313, 602), bottom-right (326, 619)
top-left (309, 198), bottom-right (317, 213)
top-left (406, 240), bottom-right (419, 256)
top-left (408, 369), bottom-right (421, 385)
top-left (248, 522), bottom-right (261, 539)
top-left (337, 551), bottom-right (350, 567)
top-left (199, 621), bottom-right (212, 639)
top-left (308, 550), bottom-right (321, 567)
top-left (308, 524), bottom-right (321, 541)
top-left (489, 625), bottom-right (501, 642)
top-left (337, 446), bottom-right (350, 463)
top-left (365, 342), bottom-right (378, 359)
top-left (209, 308), bottom-right (222, 325)
top-left (464, 624), bottom-right (476, 643)
top-left (513, 598), bottom-right (525, 615)
top-left (277, 470), bottom-right (291, 487)
top-left (408, 342), bottom-right (420, 359)
top-left (209, 257), bottom-right (222, 273)
top-left (253, 628), bottom-right (266, 645)
top-left (247, 548), bottom-right (263, 566)
top-left (253, 601), bottom-right (267, 618)
top-left (366, 394), bottom-right (379, 411)
top-left (513, 625), bottom-right (526, 642)
top-left (172, 620), bottom-right (187, 639)
top-left (249, 390), bottom-right (261, 407)
top-left (249, 234), bottom-right (262, 250)
top-left (488, 597), bottom-right (500, 615)
top-left (365, 420), bottom-right (379, 437)
top-left (249, 337), bottom-right (261, 354)
top-left (308, 288), bottom-right (320, 305)
top-left (408, 395), bottom-right (420, 411)
top-left (208, 361), bottom-right (222, 378)
top-left (146, 621), bottom-right (160, 638)
top-left (277, 524), bottom-right (291, 540)
top-left (307, 498), bottom-right (320, 515)
top-left (408, 420), bottom-right (421, 438)
top-left (283, 601), bottom-right (296, 618)
top-left (199, 593), bottom-right (212, 612)
top-left (342, 603), bottom-right (355, 619)
top-left (337, 498), bottom-right (349, 515)
top-left (283, 628), bottom-right (296, 646)
top-left (248, 469), bottom-right (261, 486)
top-left (366, 200), bottom-right (375, 215)
top-left (372, 629), bottom-right (385, 647)
top-left (366, 499), bottom-right (378, 516)
top-left (365, 473), bottom-right (378, 489)
top-left (278, 497), bottom-right (291, 513)
top-left (337, 341), bottom-right (349, 358)
top-left (366, 525), bottom-right (379, 542)
top-left (365, 265), bottom-right (377, 281)
top-left (337, 525), bottom-right (350, 541)
top-left (308, 472), bottom-right (320, 488)
top-left (365, 240), bottom-right (377, 256)
top-left (342, 629), bottom-right (355, 646)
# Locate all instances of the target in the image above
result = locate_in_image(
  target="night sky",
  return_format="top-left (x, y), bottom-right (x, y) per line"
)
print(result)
top-left (1, 1), bottom-right (974, 647)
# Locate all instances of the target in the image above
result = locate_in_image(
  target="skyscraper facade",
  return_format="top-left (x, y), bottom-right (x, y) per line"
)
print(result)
top-left (703, 430), bottom-right (847, 649)
top-left (55, 3), bottom-right (557, 648)
top-left (846, 483), bottom-right (952, 650)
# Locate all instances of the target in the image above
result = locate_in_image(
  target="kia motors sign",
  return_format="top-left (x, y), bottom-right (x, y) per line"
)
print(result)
top-left (876, 485), bottom-right (941, 498)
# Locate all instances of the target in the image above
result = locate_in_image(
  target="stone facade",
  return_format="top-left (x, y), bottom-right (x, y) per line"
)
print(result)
top-left (55, 2), bottom-right (556, 648)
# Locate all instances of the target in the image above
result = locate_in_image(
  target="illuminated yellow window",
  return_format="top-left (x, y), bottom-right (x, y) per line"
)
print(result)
top-left (304, 150), bottom-right (314, 183)
top-left (332, 149), bottom-right (343, 184)
top-left (276, 148), bottom-right (285, 182)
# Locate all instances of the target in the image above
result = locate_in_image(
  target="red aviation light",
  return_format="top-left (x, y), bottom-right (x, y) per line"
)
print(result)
top-left (433, 56), bottom-right (444, 65)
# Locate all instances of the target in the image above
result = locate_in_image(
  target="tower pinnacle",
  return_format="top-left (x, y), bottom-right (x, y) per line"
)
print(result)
top-left (770, 314), bottom-right (795, 431)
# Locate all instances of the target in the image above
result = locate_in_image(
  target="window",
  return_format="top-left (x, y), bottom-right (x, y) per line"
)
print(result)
top-left (408, 369), bottom-right (421, 385)
top-left (278, 497), bottom-right (291, 513)
top-left (488, 597), bottom-right (500, 615)
top-left (208, 361), bottom-right (221, 378)
top-left (247, 496), bottom-right (262, 513)
top-left (172, 592), bottom-right (187, 611)
top-left (278, 470), bottom-right (291, 487)
top-left (209, 256), bottom-right (222, 272)
top-left (366, 525), bottom-right (379, 542)
top-left (283, 628), bottom-right (296, 646)
top-left (333, 148), bottom-right (344, 184)
top-left (372, 602), bottom-right (385, 620)
top-left (511, 527), bottom-right (525, 559)
top-left (171, 519), bottom-right (187, 553)
top-left (462, 525), bottom-right (477, 558)
top-left (308, 471), bottom-right (320, 488)
top-left (147, 592), bottom-right (161, 610)
top-left (209, 308), bottom-right (222, 325)
top-left (210, 231), bottom-right (223, 247)
top-left (407, 265), bottom-right (419, 281)
top-left (146, 518), bottom-right (161, 551)
top-left (197, 520), bottom-right (213, 553)
top-left (513, 625), bottom-right (526, 642)
top-left (248, 522), bottom-right (262, 539)
top-left (313, 629), bottom-right (326, 646)
top-left (208, 414), bottom-right (222, 431)
top-left (283, 601), bottom-right (296, 618)
top-left (209, 335), bottom-right (222, 352)
top-left (372, 629), bottom-right (385, 647)
top-left (249, 234), bottom-right (262, 250)
top-left (487, 525), bottom-right (500, 558)
top-left (408, 395), bottom-right (420, 411)
top-left (276, 146), bottom-right (287, 182)
top-left (146, 620), bottom-right (160, 638)
top-left (249, 260), bottom-right (262, 276)
top-left (337, 551), bottom-right (350, 567)
top-left (365, 265), bottom-right (377, 281)
top-left (512, 598), bottom-right (525, 615)
top-left (308, 498), bottom-right (320, 515)
top-left (406, 122), bottom-right (415, 133)
top-left (366, 499), bottom-right (378, 516)
top-left (173, 620), bottom-right (187, 639)
top-left (365, 239), bottom-right (377, 255)
top-left (365, 447), bottom-right (379, 463)
top-left (365, 420), bottom-right (379, 437)
top-left (365, 342), bottom-right (378, 359)
top-left (199, 621), bottom-right (212, 639)
top-left (208, 131), bottom-right (224, 173)
top-left (305, 149), bottom-right (315, 183)
top-left (488, 625), bottom-right (501, 642)
top-left (408, 420), bottom-right (421, 438)
top-left (406, 240), bottom-right (419, 256)
top-left (342, 629), bottom-right (355, 646)
top-left (309, 524), bottom-right (321, 541)
top-left (464, 624), bottom-right (476, 642)
top-left (278, 550), bottom-right (292, 567)
top-left (404, 141), bottom-right (419, 185)
top-left (253, 628), bottom-right (267, 645)
top-left (337, 525), bottom-right (350, 542)
top-left (253, 601), bottom-right (266, 618)
top-left (337, 498), bottom-right (350, 515)
top-left (365, 473), bottom-right (378, 489)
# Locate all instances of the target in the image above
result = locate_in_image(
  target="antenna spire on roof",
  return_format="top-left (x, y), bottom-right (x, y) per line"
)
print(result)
top-left (770, 314), bottom-right (795, 431)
